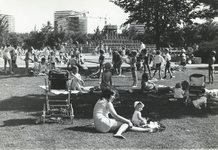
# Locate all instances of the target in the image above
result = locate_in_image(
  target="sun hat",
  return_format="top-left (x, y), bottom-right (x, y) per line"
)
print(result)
top-left (134, 101), bottom-right (144, 108)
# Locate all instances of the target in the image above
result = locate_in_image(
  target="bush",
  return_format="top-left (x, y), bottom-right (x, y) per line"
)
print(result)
top-left (193, 40), bottom-right (218, 63)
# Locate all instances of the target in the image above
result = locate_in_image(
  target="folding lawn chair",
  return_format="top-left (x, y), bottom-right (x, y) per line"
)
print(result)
top-left (185, 74), bottom-right (207, 108)
top-left (41, 69), bottom-right (74, 123)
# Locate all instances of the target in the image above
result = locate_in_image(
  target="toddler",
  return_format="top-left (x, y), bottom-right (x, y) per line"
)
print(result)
top-left (174, 82), bottom-right (184, 99)
top-left (132, 101), bottom-right (148, 127)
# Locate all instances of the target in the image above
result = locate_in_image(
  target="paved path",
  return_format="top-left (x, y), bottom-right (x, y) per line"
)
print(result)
top-left (0, 53), bottom-right (216, 69)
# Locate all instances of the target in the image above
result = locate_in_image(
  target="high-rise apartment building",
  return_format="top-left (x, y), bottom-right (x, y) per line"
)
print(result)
top-left (0, 14), bottom-right (15, 33)
top-left (54, 10), bottom-right (87, 34)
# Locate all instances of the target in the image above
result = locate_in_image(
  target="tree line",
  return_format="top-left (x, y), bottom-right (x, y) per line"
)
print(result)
top-left (1, 0), bottom-right (218, 54)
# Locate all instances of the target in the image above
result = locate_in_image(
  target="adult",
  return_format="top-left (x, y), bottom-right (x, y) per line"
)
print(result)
top-left (93, 89), bottom-right (154, 139)
top-left (163, 48), bottom-right (173, 79)
top-left (10, 45), bottom-right (17, 74)
top-left (141, 48), bottom-right (153, 78)
top-left (3, 44), bottom-right (14, 74)
top-left (24, 47), bottom-right (34, 74)
top-left (112, 50), bottom-right (122, 76)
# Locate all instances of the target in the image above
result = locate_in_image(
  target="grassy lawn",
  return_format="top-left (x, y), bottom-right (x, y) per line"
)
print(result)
top-left (0, 66), bottom-right (218, 149)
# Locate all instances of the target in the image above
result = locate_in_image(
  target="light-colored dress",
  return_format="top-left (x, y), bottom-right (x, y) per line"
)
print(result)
top-left (93, 99), bottom-right (116, 133)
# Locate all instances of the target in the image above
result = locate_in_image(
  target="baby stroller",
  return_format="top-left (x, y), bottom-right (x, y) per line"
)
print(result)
top-left (42, 69), bottom-right (74, 123)
top-left (186, 74), bottom-right (207, 109)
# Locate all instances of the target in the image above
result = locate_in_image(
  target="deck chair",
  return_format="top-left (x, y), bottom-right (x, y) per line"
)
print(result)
top-left (186, 74), bottom-right (207, 108)
top-left (41, 69), bottom-right (74, 123)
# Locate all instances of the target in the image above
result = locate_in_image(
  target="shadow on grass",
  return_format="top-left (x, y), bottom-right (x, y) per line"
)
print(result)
top-left (0, 89), bottom-right (218, 126)
top-left (65, 126), bottom-right (97, 133)
top-left (0, 68), bottom-right (35, 79)
top-left (0, 94), bottom-right (45, 112)
top-left (0, 118), bottom-right (36, 127)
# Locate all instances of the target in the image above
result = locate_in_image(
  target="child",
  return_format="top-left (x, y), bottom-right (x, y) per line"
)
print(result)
top-left (100, 62), bottom-right (113, 91)
top-left (152, 50), bottom-right (165, 80)
top-left (98, 49), bottom-right (105, 79)
top-left (173, 82), bottom-right (184, 99)
top-left (141, 48), bottom-right (153, 78)
top-left (70, 65), bottom-right (89, 93)
top-left (38, 57), bottom-right (48, 75)
top-left (207, 51), bottom-right (216, 84)
top-left (126, 50), bottom-right (138, 87)
top-left (132, 101), bottom-right (148, 127)
top-left (32, 53), bottom-right (40, 75)
top-left (48, 51), bottom-right (56, 69)
top-left (141, 73), bottom-right (172, 93)
top-left (163, 48), bottom-right (173, 79)
top-left (67, 54), bottom-right (78, 70)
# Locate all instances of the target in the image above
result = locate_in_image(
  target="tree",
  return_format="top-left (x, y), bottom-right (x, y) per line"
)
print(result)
top-left (92, 26), bottom-right (103, 45)
top-left (8, 32), bottom-right (24, 47)
top-left (121, 26), bottom-right (139, 40)
top-left (40, 21), bottom-right (54, 47)
top-left (0, 14), bottom-right (9, 46)
top-left (111, 0), bottom-right (218, 49)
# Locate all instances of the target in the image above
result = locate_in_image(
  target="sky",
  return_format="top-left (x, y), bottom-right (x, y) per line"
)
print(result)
top-left (0, 0), bottom-right (129, 33)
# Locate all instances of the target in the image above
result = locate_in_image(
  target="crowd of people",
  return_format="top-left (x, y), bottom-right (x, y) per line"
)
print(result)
top-left (91, 44), bottom-right (217, 139)
top-left (0, 42), bottom-right (216, 139)
top-left (0, 44), bottom-right (84, 76)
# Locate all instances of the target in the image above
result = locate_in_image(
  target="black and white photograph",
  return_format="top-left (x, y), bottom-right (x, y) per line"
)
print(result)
top-left (0, 0), bottom-right (218, 149)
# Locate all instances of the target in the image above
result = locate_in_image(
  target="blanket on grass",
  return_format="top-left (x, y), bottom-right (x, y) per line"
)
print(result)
top-left (39, 85), bottom-right (93, 94)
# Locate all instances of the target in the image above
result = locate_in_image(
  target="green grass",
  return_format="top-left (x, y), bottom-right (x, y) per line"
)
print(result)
top-left (0, 66), bottom-right (218, 149)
